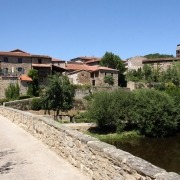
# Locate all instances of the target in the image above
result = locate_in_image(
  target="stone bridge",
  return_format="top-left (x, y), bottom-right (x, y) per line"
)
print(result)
top-left (0, 106), bottom-right (179, 180)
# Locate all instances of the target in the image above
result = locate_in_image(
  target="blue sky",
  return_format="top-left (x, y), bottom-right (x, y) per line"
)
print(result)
top-left (0, 0), bottom-right (179, 60)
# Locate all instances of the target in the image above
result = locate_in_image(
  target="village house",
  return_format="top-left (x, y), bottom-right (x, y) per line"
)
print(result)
top-left (142, 57), bottom-right (180, 70)
top-left (65, 63), bottom-right (119, 86)
top-left (70, 56), bottom-right (101, 65)
top-left (0, 49), bottom-right (65, 98)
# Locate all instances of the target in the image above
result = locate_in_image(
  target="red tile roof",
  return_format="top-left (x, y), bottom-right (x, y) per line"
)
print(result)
top-left (85, 59), bottom-right (101, 64)
top-left (66, 63), bottom-right (118, 72)
top-left (0, 49), bottom-right (51, 59)
top-left (20, 75), bottom-right (32, 81)
top-left (52, 58), bottom-right (65, 62)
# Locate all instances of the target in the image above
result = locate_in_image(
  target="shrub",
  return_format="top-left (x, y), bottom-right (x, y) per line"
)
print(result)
top-left (104, 75), bottom-right (114, 85)
top-left (133, 89), bottom-right (178, 137)
top-left (5, 83), bottom-right (20, 100)
top-left (87, 89), bottom-right (178, 137)
top-left (31, 98), bottom-right (42, 110)
top-left (87, 91), bottom-right (115, 128)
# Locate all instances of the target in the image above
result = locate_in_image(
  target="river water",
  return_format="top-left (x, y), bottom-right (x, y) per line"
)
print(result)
top-left (105, 134), bottom-right (180, 174)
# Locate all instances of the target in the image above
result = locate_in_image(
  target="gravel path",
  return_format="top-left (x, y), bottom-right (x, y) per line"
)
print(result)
top-left (0, 115), bottom-right (90, 180)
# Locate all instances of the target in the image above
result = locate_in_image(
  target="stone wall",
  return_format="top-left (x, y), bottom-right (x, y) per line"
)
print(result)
top-left (3, 98), bottom-right (38, 110)
top-left (0, 106), bottom-right (179, 180)
top-left (0, 76), bottom-right (19, 98)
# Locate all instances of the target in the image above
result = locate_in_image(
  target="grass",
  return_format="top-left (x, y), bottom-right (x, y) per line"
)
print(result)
top-left (85, 127), bottom-right (143, 142)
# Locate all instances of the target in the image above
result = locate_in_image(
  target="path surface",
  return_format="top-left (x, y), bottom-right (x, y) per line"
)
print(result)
top-left (0, 115), bottom-right (90, 180)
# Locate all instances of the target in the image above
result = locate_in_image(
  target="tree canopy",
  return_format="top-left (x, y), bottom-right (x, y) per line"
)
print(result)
top-left (100, 52), bottom-right (126, 86)
top-left (144, 53), bottom-right (174, 59)
top-left (27, 69), bottom-right (39, 96)
top-left (41, 74), bottom-right (75, 119)
top-left (100, 52), bottom-right (126, 73)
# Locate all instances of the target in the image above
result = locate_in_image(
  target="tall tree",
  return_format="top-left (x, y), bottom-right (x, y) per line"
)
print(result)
top-left (27, 69), bottom-right (39, 96)
top-left (100, 52), bottom-right (126, 86)
top-left (41, 74), bottom-right (75, 119)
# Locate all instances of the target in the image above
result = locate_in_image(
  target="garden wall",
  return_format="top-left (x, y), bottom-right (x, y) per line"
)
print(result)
top-left (3, 98), bottom-right (38, 110)
top-left (0, 106), bottom-right (179, 180)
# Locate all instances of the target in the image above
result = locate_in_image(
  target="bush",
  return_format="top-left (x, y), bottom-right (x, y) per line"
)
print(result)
top-left (87, 91), bottom-right (115, 128)
top-left (5, 83), bottom-right (20, 100)
top-left (87, 89), bottom-right (178, 137)
top-left (104, 75), bottom-right (114, 85)
top-left (133, 89), bottom-right (178, 137)
top-left (31, 98), bottom-right (42, 110)
top-left (74, 111), bottom-right (93, 123)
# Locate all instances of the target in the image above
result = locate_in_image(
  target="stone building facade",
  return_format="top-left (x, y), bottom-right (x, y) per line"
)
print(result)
top-left (0, 49), bottom-right (53, 98)
top-left (142, 57), bottom-right (180, 71)
top-left (66, 63), bottom-right (119, 87)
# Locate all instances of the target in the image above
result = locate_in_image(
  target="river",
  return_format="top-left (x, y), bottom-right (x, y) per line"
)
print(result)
top-left (105, 133), bottom-right (180, 174)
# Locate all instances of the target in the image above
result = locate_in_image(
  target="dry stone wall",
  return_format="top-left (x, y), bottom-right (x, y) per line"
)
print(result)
top-left (0, 106), bottom-right (179, 180)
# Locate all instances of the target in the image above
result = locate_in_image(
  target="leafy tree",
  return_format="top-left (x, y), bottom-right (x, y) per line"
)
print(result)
top-left (104, 75), bottom-right (114, 85)
top-left (27, 69), bottom-right (39, 96)
top-left (5, 83), bottom-right (20, 100)
top-left (41, 74), bottom-right (75, 119)
top-left (133, 89), bottom-right (178, 137)
top-left (100, 52), bottom-right (126, 86)
top-left (144, 53), bottom-right (174, 59)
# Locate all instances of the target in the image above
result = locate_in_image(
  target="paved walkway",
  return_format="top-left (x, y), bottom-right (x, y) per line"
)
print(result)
top-left (0, 115), bottom-right (90, 180)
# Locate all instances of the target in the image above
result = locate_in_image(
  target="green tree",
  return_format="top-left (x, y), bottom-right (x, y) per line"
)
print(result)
top-left (5, 83), bottom-right (20, 100)
top-left (100, 52), bottom-right (126, 86)
top-left (104, 75), bottom-right (114, 85)
top-left (144, 53), bottom-right (174, 59)
top-left (27, 69), bottom-right (39, 97)
top-left (41, 74), bottom-right (75, 119)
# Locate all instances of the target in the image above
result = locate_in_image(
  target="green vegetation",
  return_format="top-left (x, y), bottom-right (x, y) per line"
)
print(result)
top-left (27, 69), bottom-right (39, 97)
top-left (87, 89), bottom-right (179, 137)
top-left (104, 75), bottom-right (114, 85)
top-left (41, 74), bottom-right (75, 119)
top-left (126, 62), bottom-right (180, 88)
top-left (100, 52), bottom-right (126, 86)
top-left (86, 130), bottom-right (142, 141)
top-left (5, 83), bottom-right (20, 101)
top-left (31, 98), bottom-right (42, 110)
top-left (144, 53), bottom-right (174, 59)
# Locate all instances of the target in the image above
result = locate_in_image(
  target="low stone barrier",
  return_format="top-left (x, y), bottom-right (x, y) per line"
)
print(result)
top-left (0, 106), bottom-right (179, 180)
top-left (3, 98), bottom-right (38, 110)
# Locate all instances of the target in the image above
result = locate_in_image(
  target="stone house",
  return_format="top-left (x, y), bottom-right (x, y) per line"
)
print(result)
top-left (142, 57), bottom-right (180, 71)
top-left (66, 63), bottom-right (119, 86)
top-left (69, 56), bottom-right (101, 66)
top-left (0, 49), bottom-right (55, 98)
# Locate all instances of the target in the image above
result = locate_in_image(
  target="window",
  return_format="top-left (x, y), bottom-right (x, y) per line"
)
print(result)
top-left (105, 72), bottom-right (107, 76)
top-left (3, 68), bottom-right (8, 75)
top-left (18, 58), bottom-right (22, 63)
top-left (111, 73), bottom-right (113, 76)
top-left (3, 57), bottom-right (8, 63)
top-left (92, 80), bottom-right (95, 86)
top-left (38, 59), bottom-right (42, 64)
top-left (17, 67), bottom-right (24, 74)
top-left (95, 71), bottom-right (99, 77)
top-left (91, 73), bottom-right (94, 78)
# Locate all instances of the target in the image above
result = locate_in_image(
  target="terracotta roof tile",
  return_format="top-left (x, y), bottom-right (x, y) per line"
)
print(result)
top-left (0, 49), bottom-right (51, 59)
top-left (66, 63), bottom-right (118, 72)
top-left (20, 75), bottom-right (32, 81)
